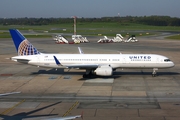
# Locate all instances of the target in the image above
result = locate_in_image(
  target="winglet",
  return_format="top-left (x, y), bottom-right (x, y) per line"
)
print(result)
top-left (78, 47), bottom-right (84, 54)
top-left (53, 56), bottom-right (62, 66)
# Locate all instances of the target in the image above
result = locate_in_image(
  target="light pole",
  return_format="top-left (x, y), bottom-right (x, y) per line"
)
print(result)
top-left (72, 16), bottom-right (77, 35)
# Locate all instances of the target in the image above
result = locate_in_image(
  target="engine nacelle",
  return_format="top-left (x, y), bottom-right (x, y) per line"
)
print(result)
top-left (94, 66), bottom-right (113, 76)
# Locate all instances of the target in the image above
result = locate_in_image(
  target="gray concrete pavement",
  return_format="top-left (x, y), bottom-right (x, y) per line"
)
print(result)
top-left (0, 36), bottom-right (180, 119)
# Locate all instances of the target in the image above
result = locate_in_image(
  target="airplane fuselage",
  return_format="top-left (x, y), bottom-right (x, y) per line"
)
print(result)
top-left (11, 54), bottom-right (174, 69)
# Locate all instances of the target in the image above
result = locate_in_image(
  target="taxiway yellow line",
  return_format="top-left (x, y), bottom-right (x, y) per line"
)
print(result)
top-left (0, 99), bottom-right (26, 116)
top-left (63, 101), bottom-right (79, 117)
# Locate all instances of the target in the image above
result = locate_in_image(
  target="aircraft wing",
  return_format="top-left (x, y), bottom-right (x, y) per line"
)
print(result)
top-left (43, 115), bottom-right (81, 120)
top-left (0, 92), bottom-right (21, 96)
top-left (53, 56), bottom-right (98, 69)
top-left (65, 64), bottom-right (98, 69)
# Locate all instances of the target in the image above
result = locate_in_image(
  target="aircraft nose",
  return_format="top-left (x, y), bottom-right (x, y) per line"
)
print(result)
top-left (171, 62), bottom-right (175, 67)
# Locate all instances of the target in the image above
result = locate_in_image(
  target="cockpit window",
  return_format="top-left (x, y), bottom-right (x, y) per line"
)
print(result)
top-left (164, 59), bottom-right (171, 62)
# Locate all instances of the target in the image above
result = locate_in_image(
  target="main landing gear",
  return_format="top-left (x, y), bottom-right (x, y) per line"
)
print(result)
top-left (152, 68), bottom-right (158, 77)
top-left (83, 69), bottom-right (93, 78)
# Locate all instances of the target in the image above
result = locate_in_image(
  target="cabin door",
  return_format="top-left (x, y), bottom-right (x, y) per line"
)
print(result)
top-left (122, 57), bottom-right (126, 64)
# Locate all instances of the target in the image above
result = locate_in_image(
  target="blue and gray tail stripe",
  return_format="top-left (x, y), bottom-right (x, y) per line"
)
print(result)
top-left (9, 29), bottom-right (41, 56)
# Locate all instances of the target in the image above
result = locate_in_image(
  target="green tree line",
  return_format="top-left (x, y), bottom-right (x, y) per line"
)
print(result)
top-left (0, 16), bottom-right (180, 26)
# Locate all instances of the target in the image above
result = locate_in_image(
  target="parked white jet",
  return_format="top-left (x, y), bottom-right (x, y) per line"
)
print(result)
top-left (9, 29), bottom-right (174, 78)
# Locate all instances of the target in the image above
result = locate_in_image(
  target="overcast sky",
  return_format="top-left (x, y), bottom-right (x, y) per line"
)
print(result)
top-left (0, 0), bottom-right (179, 18)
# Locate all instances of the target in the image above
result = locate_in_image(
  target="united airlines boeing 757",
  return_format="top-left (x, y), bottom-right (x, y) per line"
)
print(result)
top-left (9, 29), bottom-right (174, 78)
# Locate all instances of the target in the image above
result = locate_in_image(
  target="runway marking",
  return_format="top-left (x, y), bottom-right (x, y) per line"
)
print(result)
top-left (85, 78), bottom-right (114, 83)
top-left (62, 101), bottom-right (79, 117)
top-left (0, 99), bottom-right (26, 116)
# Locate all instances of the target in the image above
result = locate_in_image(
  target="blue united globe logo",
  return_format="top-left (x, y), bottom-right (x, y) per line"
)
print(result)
top-left (18, 40), bottom-right (40, 55)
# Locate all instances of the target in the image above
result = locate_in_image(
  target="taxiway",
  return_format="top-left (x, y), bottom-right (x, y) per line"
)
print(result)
top-left (0, 35), bottom-right (180, 120)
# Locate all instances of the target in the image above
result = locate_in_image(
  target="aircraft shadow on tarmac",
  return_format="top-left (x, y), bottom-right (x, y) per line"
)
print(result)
top-left (114, 71), bottom-right (179, 76)
top-left (31, 68), bottom-right (121, 80)
top-left (31, 68), bottom-right (179, 79)
top-left (78, 75), bottom-right (120, 81)
top-left (0, 101), bottom-right (61, 120)
top-left (31, 68), bottom-right (84, 75)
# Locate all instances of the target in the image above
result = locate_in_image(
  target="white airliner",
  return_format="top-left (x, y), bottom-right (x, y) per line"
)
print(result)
top-left (9, 29), bottom-right (174, 78)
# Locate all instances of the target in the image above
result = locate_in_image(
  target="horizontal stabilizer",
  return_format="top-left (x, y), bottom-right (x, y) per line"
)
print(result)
top-left (17, 59), bottom-right (30, 64)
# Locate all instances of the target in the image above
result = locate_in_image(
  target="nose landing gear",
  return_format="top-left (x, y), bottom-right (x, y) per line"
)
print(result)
top-left (152, 68), bottom-right (158, 77)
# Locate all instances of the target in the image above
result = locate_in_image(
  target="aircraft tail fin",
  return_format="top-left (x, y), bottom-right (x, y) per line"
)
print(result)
top-left (9, 29), bottom-right (41, 56)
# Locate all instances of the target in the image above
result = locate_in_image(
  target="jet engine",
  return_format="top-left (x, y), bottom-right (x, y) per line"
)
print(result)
top-left (94, 66), bottom-right (113, 76)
